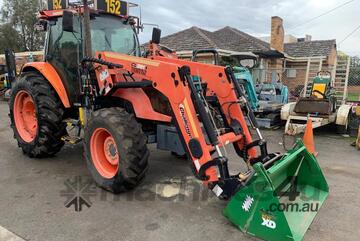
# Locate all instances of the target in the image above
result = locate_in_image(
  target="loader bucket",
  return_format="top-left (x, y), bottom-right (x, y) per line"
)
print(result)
top-left (224, 140), bottom-right (328, 241)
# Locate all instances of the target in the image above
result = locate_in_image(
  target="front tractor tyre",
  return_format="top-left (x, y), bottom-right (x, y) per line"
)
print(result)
top-left (9, 72), bottom-right (66, 158)
top-left (84, 108), bottom-right (149, 193)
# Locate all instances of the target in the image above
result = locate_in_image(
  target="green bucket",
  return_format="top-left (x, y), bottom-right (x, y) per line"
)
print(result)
top-left (224, 140), bottom-right (329, 241)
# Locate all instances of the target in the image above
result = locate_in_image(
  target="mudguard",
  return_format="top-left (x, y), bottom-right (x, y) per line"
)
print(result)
top-left (22, 62), bottom-right (71, 108)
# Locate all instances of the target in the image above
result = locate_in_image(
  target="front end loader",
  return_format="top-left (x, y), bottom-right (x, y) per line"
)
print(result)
top-left (8, 1), bottom-right (328, 240)
top-left (190, 49), bottom-right (289, 128)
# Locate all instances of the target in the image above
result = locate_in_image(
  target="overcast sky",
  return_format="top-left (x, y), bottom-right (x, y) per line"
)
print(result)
top-left (1, 0), bottom-right (359, 56)
top-left (134, 0), bottom-right (360, 56)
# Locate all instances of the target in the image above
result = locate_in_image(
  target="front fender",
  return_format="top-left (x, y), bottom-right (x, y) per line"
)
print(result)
top-left (22, 62), bottom-right (71, 108)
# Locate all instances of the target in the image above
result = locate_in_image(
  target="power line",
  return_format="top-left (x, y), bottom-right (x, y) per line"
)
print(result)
top-left (289, 0), bottom-right (356, 31)
top-left (339, 23), bottom-right (360, 45)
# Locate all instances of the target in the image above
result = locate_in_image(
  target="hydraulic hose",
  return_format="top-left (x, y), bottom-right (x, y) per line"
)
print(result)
top-left (225, 67), bottom-right (263, 140)
top-left (179, 66), bottom-right (219, 146)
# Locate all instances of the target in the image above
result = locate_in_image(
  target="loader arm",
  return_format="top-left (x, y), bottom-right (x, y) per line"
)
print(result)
top-left (90, 51), bottom-right (277, 198)
top-left (152, 56), bottom-right (258, 160)
top-left (93, 52), bottom-right (219, 183)
top-left (85, 51), bottom-right (329, 241)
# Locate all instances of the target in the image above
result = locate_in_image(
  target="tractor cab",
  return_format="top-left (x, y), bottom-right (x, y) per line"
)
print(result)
top-left (34, 1), bottom-right (141, 104)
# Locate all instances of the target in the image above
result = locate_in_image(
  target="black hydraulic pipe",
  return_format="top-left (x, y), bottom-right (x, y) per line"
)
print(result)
top-left (179, 66), bottom-right (219, 146)
top-left (82, 57), bottom-right (123, 68)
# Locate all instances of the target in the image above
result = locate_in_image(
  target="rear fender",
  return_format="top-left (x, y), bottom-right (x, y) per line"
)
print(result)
top-left (21, 62), bottom-right (71, 108)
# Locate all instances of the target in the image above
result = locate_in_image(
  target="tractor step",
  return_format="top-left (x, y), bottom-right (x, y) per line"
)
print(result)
top-left (61, 135), bottom-right (82, 145)
top-left (63, 118), bottom-right (81, 127)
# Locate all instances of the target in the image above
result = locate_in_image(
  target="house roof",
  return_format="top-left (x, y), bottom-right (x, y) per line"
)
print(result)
top-left (159, 27), bottom-right (217, 51)
top-left (158, 26), bottom-right (336, 58)
top-left (213, 27), bottom-right (270, 52)
top-left (159, 26), bottom-right (271, 53)
top-left (284, 40), bottom-right (336, 58)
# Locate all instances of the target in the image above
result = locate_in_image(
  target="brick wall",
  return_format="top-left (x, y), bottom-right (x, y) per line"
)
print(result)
top-left (270, 16), bottom-right (284, 52)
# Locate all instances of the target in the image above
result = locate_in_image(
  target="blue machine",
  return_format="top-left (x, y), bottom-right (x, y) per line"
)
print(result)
top-left (233, 66), bottom-right (259, 111)
top-left (256, 83), bottom-right (289, 105)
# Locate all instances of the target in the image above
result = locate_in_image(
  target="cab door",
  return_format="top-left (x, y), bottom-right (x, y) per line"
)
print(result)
top-left (46, 16), bottom-right (82, 104)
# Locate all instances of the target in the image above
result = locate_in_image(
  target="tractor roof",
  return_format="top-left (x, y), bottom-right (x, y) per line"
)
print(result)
top-left (38, 8), bottom-right (129, 20)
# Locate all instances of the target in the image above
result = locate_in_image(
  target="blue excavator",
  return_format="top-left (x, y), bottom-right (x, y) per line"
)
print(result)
top-left (191, 49), bottom-right (288, 128)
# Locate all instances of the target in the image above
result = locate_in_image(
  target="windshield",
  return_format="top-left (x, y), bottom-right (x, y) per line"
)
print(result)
top-left (91, 15), bottom-right (140, 56)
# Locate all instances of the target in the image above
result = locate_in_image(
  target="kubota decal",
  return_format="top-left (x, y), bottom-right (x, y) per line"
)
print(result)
top-left (179, 103), bottom-right (192, 138)
top-left (183, 99), bottom-right (199, 138)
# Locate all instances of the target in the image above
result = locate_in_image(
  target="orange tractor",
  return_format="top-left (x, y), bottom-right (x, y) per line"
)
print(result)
top-left (8, 1), bottom-right (329, 240)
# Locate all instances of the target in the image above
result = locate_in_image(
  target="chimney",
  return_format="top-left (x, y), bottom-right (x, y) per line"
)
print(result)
top-left (305, 34), bottom-right (312, 42)
top-left (270, 16), bottom-right (284, 52)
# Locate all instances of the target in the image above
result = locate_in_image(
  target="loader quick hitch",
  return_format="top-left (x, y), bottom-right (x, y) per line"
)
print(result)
top-left (196, 156), bottom-right (247, 200)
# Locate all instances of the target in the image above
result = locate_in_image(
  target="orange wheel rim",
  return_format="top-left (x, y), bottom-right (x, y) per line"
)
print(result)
top-left (90, 128), bottom-right (119, 179)
top-left (13, 90), bottom-right (38, 143)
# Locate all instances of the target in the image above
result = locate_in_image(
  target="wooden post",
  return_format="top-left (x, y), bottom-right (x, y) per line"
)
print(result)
top-left (343, 56), bottom-right (351, 103)
top-left (83, 0), bottom-right (92, 57)
top-left (303, 58), bottom-right (311, 97)
top-left (318, 58), bottom-right (323, 72)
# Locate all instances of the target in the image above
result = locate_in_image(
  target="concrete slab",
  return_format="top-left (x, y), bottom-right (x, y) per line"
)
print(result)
top-left (0, 101), bottom-right (359, 241)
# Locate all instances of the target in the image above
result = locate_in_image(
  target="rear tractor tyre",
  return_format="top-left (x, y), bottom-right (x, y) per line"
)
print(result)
top-left (84, 107), bottom-right (149, 193)
top-left (9, 72), bottom-right (66, 158)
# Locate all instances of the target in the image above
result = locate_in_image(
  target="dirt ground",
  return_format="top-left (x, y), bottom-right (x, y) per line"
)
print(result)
top-left (0, 101), bottom-right (359, 241)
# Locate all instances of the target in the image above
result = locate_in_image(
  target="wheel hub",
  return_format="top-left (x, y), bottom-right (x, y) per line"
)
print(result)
top-left (104, 136), bottom-right (119, 165)
top-left (13, 90), bottom-right (38, 143)
top-left (90, 128), bottom-right (120, 179)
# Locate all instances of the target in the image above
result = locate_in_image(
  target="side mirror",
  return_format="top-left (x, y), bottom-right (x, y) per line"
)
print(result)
top-left (152, 28), bottom-right (161, 44)
top-left (62, 11), bottom-right (74, 32)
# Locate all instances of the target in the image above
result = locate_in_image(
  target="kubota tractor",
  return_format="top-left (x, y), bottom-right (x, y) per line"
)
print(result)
top-left (8, 1), bottom-right (329, 240)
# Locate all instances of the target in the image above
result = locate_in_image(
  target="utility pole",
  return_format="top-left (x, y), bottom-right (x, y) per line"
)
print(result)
top-left (83, 0), bottom-right (92, 57)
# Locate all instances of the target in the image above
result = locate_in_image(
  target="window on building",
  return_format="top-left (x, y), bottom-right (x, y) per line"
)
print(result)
top-left (287, 69), bottom-right (297, 78)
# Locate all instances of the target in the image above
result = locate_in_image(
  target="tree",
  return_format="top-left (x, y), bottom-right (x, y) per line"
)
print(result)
top-left (0, 23), bottom-right (22, 53)
top-left (1, 0), bottom-right (45, 52)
